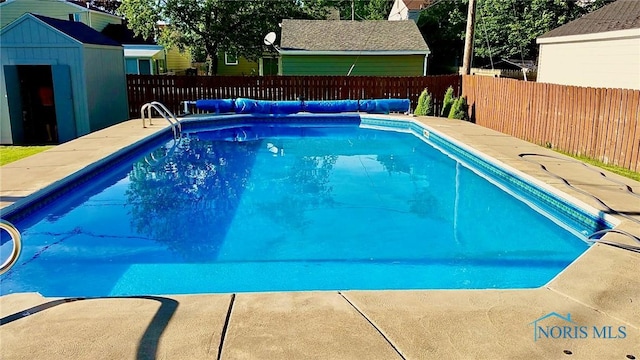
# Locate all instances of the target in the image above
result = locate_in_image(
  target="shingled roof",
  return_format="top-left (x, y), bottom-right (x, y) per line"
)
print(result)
top-left (539, 0), bottom-right (640, 38)
top-left (33, 14), bottom-right (121, 46)
top-left (280, 19), bottom-right (429, 52)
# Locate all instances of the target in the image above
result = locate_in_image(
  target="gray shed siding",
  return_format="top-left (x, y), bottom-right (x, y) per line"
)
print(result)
top-left (1, 15), bottom-right (128, 144)
top-left (0, 17), bottom-right (89, 141)
top-left (83, 46), bottom-right (129, 131)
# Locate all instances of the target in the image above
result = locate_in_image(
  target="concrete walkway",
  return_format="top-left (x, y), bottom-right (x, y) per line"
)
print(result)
top-left (1, 116), bottom-right (638, 359)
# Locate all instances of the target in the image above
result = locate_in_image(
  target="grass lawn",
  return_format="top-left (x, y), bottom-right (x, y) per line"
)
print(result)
top-left (0, 146), bottom-right (54, 166)
top-left (557, 150), bottom-right (640, 182)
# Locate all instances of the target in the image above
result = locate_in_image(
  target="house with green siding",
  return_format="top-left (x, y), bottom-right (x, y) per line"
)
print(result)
top-left (279, 20), bottom-right (430, 76)
top-left (0, 0), bottom-right (122, 31)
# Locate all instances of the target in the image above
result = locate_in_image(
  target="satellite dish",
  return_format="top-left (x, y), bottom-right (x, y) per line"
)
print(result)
top-left (264, 32), bottom-right (277, 46)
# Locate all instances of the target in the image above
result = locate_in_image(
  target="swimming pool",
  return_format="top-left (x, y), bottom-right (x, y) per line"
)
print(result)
top-left (0, 115), bottom-right (613, 297)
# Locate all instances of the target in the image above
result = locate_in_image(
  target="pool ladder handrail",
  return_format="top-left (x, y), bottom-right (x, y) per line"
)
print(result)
top-left (586, 228), bottom-right (640, 253)
top-left (141, 101), bottom-right (182, 139)
top-left (0, 220), bottom-right (22, 275)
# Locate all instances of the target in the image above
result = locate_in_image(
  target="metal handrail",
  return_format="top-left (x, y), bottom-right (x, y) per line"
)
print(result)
top-left (587, 228), bottom-right (640, 253)
top-left (150, 101), bottom-right (182, 134)
top-left (140, 101), bottom-right (182, 139)
top-left (0, 220), bottom-right (22, 275)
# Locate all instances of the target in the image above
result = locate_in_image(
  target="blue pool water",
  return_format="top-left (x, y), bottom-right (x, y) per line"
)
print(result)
top-left (0, 117), bottom-right (604, 296)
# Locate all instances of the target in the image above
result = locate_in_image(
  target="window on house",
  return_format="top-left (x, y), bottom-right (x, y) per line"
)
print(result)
top-left (225, 52), bottom-right (238, 66)
top-left (138, 59), bottom-right (152, 75)
top-left (73, 13), bottom-right (82, 22)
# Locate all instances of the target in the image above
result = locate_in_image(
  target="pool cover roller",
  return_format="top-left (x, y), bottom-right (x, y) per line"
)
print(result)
top-left (195, 98), bottom-right (409, 114)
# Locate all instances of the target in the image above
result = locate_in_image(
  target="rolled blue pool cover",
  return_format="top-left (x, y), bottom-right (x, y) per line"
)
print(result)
top-left (271, 100), bottom-right (303, 115)
top-left (359, 99), bottom-right (410, 114)
top-left (234, 98), bottom-right (264, 114)
top-left (195, 98), bottom-right (410, 114)
top-left (303, 100), bottom-right (359, 113)
top-left (234, 98), bottom-right (301, 115)
top-left (195, 99), bottom-right (235, 113)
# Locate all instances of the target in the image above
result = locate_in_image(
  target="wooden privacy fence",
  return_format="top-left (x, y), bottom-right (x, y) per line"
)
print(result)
top-left (126, 74), bottom-right (461, 118)
top-left (463, 75), bottom-right (640, 172)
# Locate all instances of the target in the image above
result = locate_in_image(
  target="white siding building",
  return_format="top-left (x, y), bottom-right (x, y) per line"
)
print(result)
top-left (388, 0), bottom-right (430, 22)
top-left (536, 0), bottom-right (640, 90)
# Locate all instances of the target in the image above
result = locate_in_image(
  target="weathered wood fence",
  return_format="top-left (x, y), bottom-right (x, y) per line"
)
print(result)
top-left (463, 75), bottom-right (640, 172)
top-left (126, 74), bottom-right (461, 118)
top-left (126, 73), bottom-right (639, 172)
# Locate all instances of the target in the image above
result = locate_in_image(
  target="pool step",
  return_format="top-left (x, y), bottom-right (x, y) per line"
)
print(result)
top-left (108, 260), bottom-right (552, 296)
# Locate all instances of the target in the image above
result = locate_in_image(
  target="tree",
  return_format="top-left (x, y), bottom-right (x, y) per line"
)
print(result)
top-left (417, 1), bottom-right (467, 74)
top-left (118, 0), bottom-right (309, 75)
top-left (414, 88), bottom-right (433, 116)
top-left (440, 86), bottom-right (455, 117)
top-left (302, 0), bottom-right (394, 20)
top-left (417, 0), bottom-right (611, 72)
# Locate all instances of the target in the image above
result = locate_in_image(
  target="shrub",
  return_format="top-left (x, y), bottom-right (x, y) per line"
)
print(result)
top-left (441, 86), bottom-right (455, 117)
top-left (414, 88), bottom-right (433, 116)
top-left (448, 96), bottom-right (468, 120)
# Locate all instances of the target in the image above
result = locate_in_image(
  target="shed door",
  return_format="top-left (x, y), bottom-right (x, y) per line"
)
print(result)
top-left (4, 65), bottom-right (23, 143)
top-left (51, 65), bottom-right (76, 143)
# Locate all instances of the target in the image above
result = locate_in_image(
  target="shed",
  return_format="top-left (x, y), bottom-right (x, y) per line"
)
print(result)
top-left (0, 13), bottom-right (129, 144)
top-left (536, 0), bottom-right (640, 90)
top-left (279, 20), bottom-right (430, 76)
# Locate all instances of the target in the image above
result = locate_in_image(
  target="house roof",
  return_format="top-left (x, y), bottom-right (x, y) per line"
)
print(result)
top-left (539, 0), bottom-right (640, 38)
top-left (123, 45), bottom-right (164, 58)
top-left (102, 23), bottom-right (155, 45)
top-left (280, 20), bottom-right (429, 53)
top-left (403, 0), bottom-right (433, 11)
top-left (32, 14), bottom-right (121, 46)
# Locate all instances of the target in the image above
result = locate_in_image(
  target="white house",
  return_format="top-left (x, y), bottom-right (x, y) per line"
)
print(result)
top-left (536, 0), bottom-right (640, 90)
top-left (388, 0), bottom-right (431, 22)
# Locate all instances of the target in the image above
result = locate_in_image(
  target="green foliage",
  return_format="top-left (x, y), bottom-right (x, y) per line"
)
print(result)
top-left (417, 0), bottom-right (610, 72)
top-left (448, 96), bottom-right (468, 120)
top-left (118, 0), bottom-right (311, 75)
top-left (304, 0), bottom-right (394, 20)
top-left (416, 1), bottom-right (467, 74)
top-left (440, 86), bottom-right (455, 117)
top-left (478, 0), bottom-right (611, 63)
top-left (414, 88), bottom-right (433, 116)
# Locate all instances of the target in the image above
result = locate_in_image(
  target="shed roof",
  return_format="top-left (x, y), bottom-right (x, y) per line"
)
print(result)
top-left (539, 0), bottom-right (640, 38)
top-left (280, 19), bottom-right (429, 52)
top-left (33, 13), bottom-right (121, 46)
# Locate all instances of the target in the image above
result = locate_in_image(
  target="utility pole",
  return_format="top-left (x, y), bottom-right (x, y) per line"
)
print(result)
top-left (462, 0), bottom-right (476, 75)
top-left (351, 0), bottom-right (355, 21)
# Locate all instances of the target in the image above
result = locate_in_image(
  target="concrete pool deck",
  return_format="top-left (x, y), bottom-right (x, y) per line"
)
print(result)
top-left (0, 116), bottom-right (638, 359)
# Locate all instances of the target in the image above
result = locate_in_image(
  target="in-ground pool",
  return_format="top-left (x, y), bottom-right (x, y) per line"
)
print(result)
top-left (0, 115), bottom-right (612, 297)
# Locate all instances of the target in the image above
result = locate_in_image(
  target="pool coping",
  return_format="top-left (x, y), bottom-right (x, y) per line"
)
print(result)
top-left (1, 115), bottom-right (639, 359)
